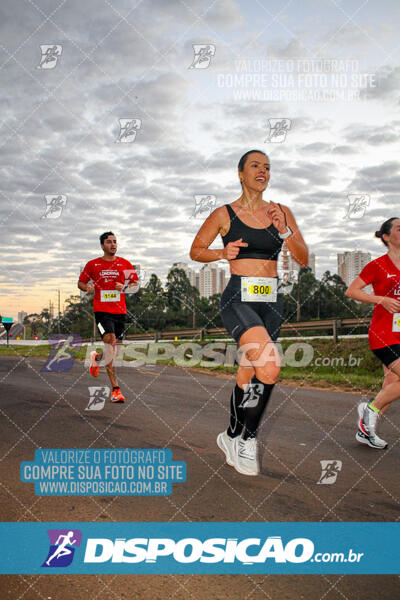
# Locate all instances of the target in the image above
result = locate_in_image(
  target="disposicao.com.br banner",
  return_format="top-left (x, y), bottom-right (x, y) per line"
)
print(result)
top-left (0, 522), bottom-right (398, 575)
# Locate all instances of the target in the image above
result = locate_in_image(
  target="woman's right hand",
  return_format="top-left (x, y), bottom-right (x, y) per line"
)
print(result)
top-left (222, 238), bottom-right (248, 260)
top-left (379, 296), bottom-right (400, 313)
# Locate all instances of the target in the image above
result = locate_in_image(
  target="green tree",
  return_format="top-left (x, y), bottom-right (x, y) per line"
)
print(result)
top-left (127, 274), bottom-right (167, 331)
top-left (165, 267), bottom-right (198, 328)
top-left (58, 295), bottom-right (94, 338)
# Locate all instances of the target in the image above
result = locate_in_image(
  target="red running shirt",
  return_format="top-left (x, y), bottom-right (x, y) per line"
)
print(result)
top-left (79, 257), bottom-right (138, 314)
top-left (359, 254), bottom-right (400, 349)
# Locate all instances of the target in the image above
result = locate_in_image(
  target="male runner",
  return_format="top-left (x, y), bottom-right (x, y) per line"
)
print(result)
top-left (78, 232), bottom-right (139, 403)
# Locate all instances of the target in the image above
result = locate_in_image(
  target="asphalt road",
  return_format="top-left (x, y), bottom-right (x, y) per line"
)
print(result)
top-left (1, 355), bottom-right (399, 599)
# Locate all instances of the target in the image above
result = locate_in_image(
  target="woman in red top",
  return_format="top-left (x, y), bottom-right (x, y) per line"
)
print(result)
top-left (346, 217), bottom-right (400, 449)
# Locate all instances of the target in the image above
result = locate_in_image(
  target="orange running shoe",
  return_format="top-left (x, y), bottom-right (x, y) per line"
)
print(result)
top-left (89, 351), bottom-right (101, 377)
top-left (111, 388), bottom-right (125, 403)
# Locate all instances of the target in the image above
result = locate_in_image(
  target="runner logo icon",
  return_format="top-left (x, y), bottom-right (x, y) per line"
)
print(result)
top-left (41, 334), bottom-right (82, 373)
top-left (317, 460), bottom-right (342, 485)
top-left (86, 387), bottom-right (109, 411)
top-left (188, 44), bottom-right (216, 69)
top-left (240, 383), bottom-right (264, 408)
top-left (37, 45), bottom-right (62, 69)
top-left (42, 529), bottom-right (82, 567)
top-left (116, 119), bottom-right (141, 143)
top-left (41, 194), bottom-right (67, 219)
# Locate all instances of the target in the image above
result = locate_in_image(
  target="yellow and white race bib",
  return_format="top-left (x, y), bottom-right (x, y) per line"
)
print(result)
top-left (392, 313), bottom-right (400, 332)
top-left (241, 277), bottom-right (277, 302)
top-left (100, 290), bottom-right (121, 302)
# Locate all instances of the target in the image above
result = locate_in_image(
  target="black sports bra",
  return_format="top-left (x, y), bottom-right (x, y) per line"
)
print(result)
top-left (222, 204), bottom-right (283, 261)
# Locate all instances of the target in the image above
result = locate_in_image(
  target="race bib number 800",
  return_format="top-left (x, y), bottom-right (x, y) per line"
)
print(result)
top-left (100, 290), bottom-right (121, 302)
top-left (241, 277), bottom-right (277, 302)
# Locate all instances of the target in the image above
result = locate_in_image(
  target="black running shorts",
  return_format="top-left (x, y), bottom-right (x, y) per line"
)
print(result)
top-left (372, 344), bottom-right (400, 368)
top-left (220, 274), bottom-right (283, 343)
top-left (94, 312), bottom-right (126, 340)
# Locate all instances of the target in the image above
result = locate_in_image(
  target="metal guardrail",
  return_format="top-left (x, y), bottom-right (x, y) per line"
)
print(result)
top-left (120, 318), bottom-right (371, 344)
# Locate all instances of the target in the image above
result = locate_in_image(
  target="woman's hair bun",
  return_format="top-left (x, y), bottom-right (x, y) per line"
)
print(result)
top-left (375, 230), bottom-right (381, 238)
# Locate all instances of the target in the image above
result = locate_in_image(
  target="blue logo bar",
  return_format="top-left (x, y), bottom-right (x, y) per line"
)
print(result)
top-left (0, 522), bottom-right (398, 574)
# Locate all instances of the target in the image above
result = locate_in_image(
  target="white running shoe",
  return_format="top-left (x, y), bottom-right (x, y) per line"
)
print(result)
top-left (357, 402), bottom-right (368, 428)
top-left (235, 437), bottom-right (259, 476)
top-left (357, 404), bottom-right (388, 449)
top-left (217, 431), bottom-right (236, 467)
top-left (355, 430), bottom-right (387, 449)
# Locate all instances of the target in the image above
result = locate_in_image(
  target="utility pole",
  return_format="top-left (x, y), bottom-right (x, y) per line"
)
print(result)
top-left (49, 300), bottom-right (53, 334)
top-left (58, 289), bottom-right (61, 333)
top-left (296, 273), bottom-right (301, 322)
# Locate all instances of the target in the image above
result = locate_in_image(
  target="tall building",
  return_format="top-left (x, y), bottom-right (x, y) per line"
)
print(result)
top-left (279, 246), bottom-right (315, 275)
top-left (175, 262), bottom-right (197, 287)
top-left (18, 311), bottom-right (27, 323)
top-left (337, 251), bottom-right (371, 286)
top-left (308, 252), bottom-right (316, 275)
top-left (199, 264), bottom-right (228, 298)
top-left (174, 262), bottom-right (227, 297)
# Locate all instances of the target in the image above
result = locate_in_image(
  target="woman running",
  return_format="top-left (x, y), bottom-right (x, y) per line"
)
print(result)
top-left (346, 217), bottom-right (400, 449)
top-left (190, 150), bottom-right (308, 475)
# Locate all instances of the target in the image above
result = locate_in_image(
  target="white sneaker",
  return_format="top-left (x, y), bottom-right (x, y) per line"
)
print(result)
top-left (357, 404), bottom-right (388, 449)
top-left (217, 431), bottom-right (236, 466)
top-left (235, 437), bottom-right (259, 476)
top-left (357, 402), bottom-right (368, 428)
top-left (355, 429), bottom-right (387, 449)
top-left (363, 405), bottom-right (379, 434)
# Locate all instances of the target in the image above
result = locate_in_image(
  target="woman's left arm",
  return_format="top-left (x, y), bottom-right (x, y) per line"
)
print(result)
top-left (268, 201), bottom-right (308, 267)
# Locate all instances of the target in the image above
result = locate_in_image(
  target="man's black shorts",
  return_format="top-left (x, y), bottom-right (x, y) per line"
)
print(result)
top-left (372, 344), bottom-right (400, 368)
top-left (94, 312), bottom-right (126, 340)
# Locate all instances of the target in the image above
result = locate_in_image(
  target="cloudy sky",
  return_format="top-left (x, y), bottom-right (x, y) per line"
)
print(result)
top-left (1, 0), bottom-right (399, 318)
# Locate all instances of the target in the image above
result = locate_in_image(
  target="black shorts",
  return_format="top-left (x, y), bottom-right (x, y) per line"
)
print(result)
top-left (220, 274), bottom-right (283, 343)
top-left (372, 344), bottom-right (400, 368)
top-left (94, 312), bottom-right (126, 340)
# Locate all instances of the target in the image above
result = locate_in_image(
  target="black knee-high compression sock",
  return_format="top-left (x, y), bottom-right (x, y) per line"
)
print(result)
top-left (227, 384), bottom-right (245, 438)
top-left (242, 376), bottom-right (275, 440)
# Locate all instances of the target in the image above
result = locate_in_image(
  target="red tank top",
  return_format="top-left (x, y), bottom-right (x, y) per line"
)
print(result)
top-left (359, 254), bottom-right (400, 349)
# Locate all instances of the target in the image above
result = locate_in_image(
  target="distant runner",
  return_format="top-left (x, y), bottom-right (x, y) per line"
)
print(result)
top-left (346, 217), bottom-right (400, 448)
top-left (78, 231), bottom-right (139, 403)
